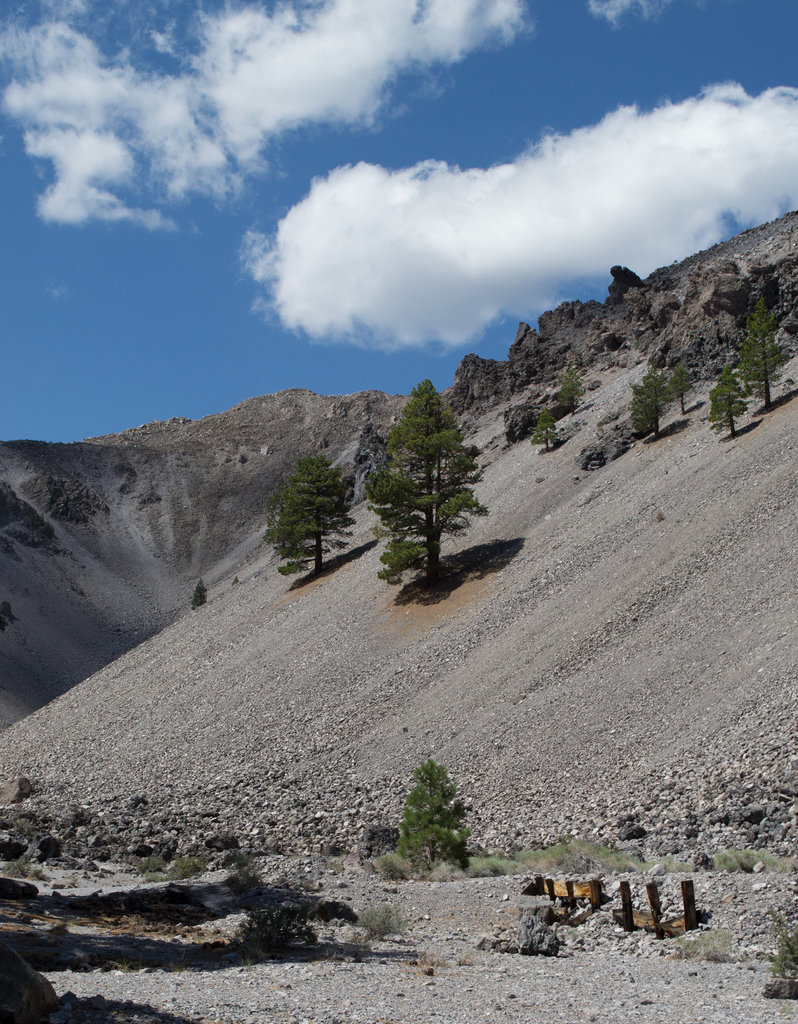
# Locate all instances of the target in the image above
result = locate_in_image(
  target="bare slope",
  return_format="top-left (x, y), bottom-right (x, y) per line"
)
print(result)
top-left (1, 358), bottom-right (795, 862)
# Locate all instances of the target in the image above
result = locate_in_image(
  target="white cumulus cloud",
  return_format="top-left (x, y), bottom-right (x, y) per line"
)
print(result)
top-left (247, 84), bottom-right (798, 349)
top-left (0, 0), bottom-right (526, 225)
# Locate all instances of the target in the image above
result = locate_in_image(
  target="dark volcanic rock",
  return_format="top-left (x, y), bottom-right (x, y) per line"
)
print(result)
top-left (577, 423), bottom-right (634, 471)
top-left (607, 265), bottom-right (643, 305)
top-left (504, 402), bottom-right (540, 444)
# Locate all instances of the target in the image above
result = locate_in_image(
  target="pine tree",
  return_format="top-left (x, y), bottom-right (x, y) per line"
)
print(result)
top-left (529, 408), bottom-right (558, 451)
top-left (264, 456), bottom-right (354, 576)
top-left (398, 759), bottom-right (470, 871)
top-left (366, 380), bottom-right (488, 587)
top-left (738, 298), bottom-right (787, 411)
top-left (191, 578), bottom-right (207, 609)
top-left (669, 361), bottom-right (692, 415)
top-left (630, 368), bottom-right (672, 438)
top-left (556, 363), bottom-right (585, 414)
top-left (709, 366), bottom-right (748, 438)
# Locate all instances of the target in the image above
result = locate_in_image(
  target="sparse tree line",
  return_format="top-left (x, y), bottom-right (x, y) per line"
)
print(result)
top-left (529, 297), bottom-right (791, 450)
top-left (191, 299), bottom-right (790, 604)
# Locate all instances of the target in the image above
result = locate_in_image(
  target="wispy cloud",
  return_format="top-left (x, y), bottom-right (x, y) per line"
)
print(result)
top-left (246, 84), bottom-right (798, 349)
top-left (588, 0), bottom-right (672, 23)
top-left (0, 0), bottom-right (527, 226)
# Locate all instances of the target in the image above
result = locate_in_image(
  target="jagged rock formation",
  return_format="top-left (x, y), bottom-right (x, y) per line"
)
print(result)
top-left (448, 211), bottom-right (798, 417)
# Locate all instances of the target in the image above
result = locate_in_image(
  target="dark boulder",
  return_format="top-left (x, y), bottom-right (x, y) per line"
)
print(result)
top-left (504, 402), bottom-right (540, 444)
top-left (517, 911), bottom-right (560, 956)
top-left (359, 825), bottom-right (399, 860)
top-left (0, 937), bottom-right (60, 1024)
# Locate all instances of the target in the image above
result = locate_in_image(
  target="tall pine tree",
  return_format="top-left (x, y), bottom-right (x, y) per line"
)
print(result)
top-left (265, 456), bottom-right (354, 576)
top-left (367, 380), bottom-right (488, 586)
top-left (738, 298), bottom-right (787, 411)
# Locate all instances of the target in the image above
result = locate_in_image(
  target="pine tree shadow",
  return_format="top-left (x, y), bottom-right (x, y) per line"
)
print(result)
top-left (394, 537), bottom-right (525, 606)
top-left (288, 540), bottom-right (378, 590)
top-left (726, 418), bottom-right (763, 439)
top-left (769, 384), bottom-right (798, 410)
top-left (643, 418), bottom-right (690, 443)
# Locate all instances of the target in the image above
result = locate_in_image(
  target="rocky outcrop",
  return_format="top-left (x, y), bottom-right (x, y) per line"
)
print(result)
top-left (450, 211), bottom-right (798, 417)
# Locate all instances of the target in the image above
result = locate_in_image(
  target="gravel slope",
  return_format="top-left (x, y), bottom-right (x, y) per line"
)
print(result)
top-left (0, 357), bottom-right (796, 865)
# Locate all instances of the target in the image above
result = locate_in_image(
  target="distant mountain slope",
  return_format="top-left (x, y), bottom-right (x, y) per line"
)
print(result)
top-left (0, 390), bottom-right (405, 727)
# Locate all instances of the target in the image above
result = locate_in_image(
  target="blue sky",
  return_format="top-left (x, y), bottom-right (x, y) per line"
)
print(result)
top-left (1, 0), bottom-right (797, 442)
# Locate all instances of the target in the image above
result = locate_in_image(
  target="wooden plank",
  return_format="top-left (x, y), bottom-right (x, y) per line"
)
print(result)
top-left (612, 909), bottom-right (686, 937)
top-left (589, 879), bottom-right (602, 908)
top-left (547, 880), bottom-right (597, 901)
top-left (681, 879), bottom-right (698, 932)
top-left (646, 882), bottom-right (664, 939)
top-left (619, 880), bottom-right (634, 932)
top-left (545, 878), bottom-right (556, 902)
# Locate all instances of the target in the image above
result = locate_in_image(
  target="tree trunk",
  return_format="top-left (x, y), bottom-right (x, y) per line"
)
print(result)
top-left (314, 532), bottom-right (323, 574)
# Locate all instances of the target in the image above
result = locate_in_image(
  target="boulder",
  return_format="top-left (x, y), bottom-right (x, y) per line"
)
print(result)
top-left (359, 825), bottom-right (399, 860)
top-left (0, 779), bottom-right (32, 806)
top-left (517, 911), bottom-right (560, 956)
top-left (0, 878), bottom-right (38, 900)
top-left (0, 937), bottom-right (60, 1024)
top-left (504, 402), bottom-right (539, 444)
top-left (577, 423), bottom-right (634, 471)
top-left (0, 834), bottom-right (27, 861)
top-left (607, 266), bottom-right (643, 305)
top-left (763, 978), bottom-right (798, 1000)
top-left (33, 835), bottom-right (61, 863)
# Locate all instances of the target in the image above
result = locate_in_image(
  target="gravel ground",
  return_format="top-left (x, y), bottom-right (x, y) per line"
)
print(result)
top-left (38, 862), bottom-right (798, 1024)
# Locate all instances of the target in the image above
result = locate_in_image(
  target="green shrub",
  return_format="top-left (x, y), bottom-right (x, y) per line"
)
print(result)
top-left (167, 855), bottom-right (207, 880)
top-left (713, 848), bottom-right (786, 873)
top-left (191, 579), bottom-right (207, 609)
top-left (674, 929), bottom-right (734, 963)
top-left (770, 915), bottom-right (798, 978)
top-left (467, 855), bottom-right (518, 877)
top-left (373, 853), bottom-right (412, 880)
top-left (357, 904), bottom-right (405, 940)
top-left (4, 854), bottom-right (47, 880)
top-left (428, 860), bottom-right (466, 882)
top-left (239, 905), bottom-right (317, 959)
top-left (226, 854), bottom-right (262, 893)
top-left (516, 838), bottom-right (645, 875)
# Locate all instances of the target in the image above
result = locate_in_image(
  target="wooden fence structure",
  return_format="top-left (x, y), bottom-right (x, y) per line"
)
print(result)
top-left (521, 874), bottom-right (699, 939)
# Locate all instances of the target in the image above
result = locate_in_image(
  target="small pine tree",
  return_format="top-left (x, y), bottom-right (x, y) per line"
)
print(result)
top-left (265, 456), bottom-right (354, 576)
top-left (630, 367), bottom-right (672, 438)
top-left (530, 408), bottom-right (558, 451)
top-left (556, 364), bottom-right (585, 415)
top-left (709, 366), bottom-right (748, 438)
top-left (669, 361), bottom-right (692, 415)
top-left (191, 578), bottom-right (207, 609)
top-left (738, 298), bottom-right (788, 411)
top-left (398, 759), bottom-right (470, 871)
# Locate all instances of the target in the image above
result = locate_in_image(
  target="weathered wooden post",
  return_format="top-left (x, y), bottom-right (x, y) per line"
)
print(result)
top-left (681, 879), bottom-right (697, 932)
top-left (589, 878), bottom-right (602, 909)
top-left (619, 880), bottom-right (634, 932)
top-left (646, 882), bottom-right (664, 940)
